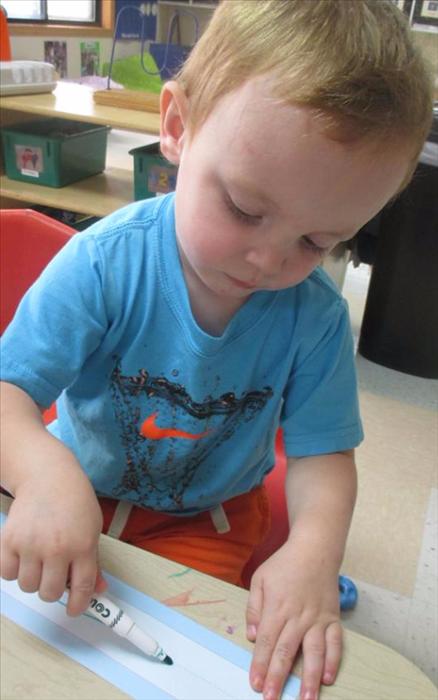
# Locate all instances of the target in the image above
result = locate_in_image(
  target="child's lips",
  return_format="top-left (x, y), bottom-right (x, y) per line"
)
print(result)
top-left (226, 274), bottom-right (258, 290)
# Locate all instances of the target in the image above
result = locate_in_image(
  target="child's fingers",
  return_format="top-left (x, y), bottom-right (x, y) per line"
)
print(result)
top-left (256, 620), bottom-right (301, 700)
top-left (38, 557), bottom-right (70, 602)
top-left (246, 576), bottom-right (264, 641)
top-left (17, 556), bottom-right (42, 593)
top-left (0, 541), bottom-right (19, 581)
top-left (66, 556), bottom-right (99, 616)
top-left (95, 568), bottom-right (108, 593)
top-left (322, 621), bottom-right (343, 685)
top-left (300, 626), bottom-right (326, 700)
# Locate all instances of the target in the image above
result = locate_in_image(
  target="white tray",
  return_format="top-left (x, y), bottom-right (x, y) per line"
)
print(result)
top-left (0, 60), bottom-right (57, 96)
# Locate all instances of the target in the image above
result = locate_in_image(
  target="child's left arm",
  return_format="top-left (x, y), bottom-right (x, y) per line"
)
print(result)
top-left (247, 450), bottom-right (357, 700)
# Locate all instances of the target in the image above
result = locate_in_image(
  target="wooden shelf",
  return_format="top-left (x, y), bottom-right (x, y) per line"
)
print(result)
top-left (0, 82), bottom-right (160, 134)
top-left (0, 82), bottom-right (160, 216)
top-left (0, 168), bottom-right (134, 218)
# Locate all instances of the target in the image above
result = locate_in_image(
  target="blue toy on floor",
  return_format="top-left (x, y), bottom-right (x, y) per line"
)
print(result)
top-left (339, 575), bottom-right (358, 611)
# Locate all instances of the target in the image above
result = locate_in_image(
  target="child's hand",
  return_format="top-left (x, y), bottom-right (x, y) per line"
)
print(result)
top-left (246, 540), bottom-right (342, 700)
top-left (0, 443), bottom-right (105, 616)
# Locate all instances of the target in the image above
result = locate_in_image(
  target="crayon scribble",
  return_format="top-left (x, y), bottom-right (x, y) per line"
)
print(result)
top-left (168, 567), bottom-right (192, 579)
top-left (161, 589), bottom-right (226, 607)
top-left (161, 590), bottom-right (193, 606)
top-left (220, 614), bottom-right (239, 635)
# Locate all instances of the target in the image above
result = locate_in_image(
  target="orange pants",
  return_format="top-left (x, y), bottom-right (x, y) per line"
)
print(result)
top-left (99, 486), bottom-right (271, 587)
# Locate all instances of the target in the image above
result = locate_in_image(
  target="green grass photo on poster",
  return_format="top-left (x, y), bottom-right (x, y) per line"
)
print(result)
top-left (101, 53), bottom-right (163, 93)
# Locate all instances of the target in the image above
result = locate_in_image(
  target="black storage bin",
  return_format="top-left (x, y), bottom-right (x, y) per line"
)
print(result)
top-left (358, 109), bottom-right (438, 379)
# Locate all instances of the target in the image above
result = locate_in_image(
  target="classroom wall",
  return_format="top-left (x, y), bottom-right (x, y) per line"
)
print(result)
top-left (9, 35), bottom-right (137, 79)
top-left (8, 8), bottom-right (437, 83)
top-left (7, 2), bottom-right (210, 80)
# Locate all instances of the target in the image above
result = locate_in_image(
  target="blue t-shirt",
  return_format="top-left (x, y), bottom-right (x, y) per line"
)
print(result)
top-left (0, 194), bottom-right (363, 514)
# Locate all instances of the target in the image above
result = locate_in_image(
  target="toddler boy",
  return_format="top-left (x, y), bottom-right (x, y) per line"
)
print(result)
top-left (0, 2), bottom-right (432, 699)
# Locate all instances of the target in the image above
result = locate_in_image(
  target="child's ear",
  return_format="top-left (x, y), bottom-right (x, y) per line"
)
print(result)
top-left (160, 81), bottom-right (189, 165)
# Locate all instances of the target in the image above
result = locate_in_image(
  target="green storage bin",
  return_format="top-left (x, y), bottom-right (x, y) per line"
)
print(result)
top-left (129, 142), bottom-right (177, 200)
top-left (1, 118), bottom-right (110, 188)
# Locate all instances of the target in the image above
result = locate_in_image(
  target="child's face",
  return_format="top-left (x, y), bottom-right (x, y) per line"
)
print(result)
top-left (165, 77), bottom-right (410, 303)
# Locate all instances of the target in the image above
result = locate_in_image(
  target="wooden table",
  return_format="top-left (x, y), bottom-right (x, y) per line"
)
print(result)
top-left (1, 495), bottom-right (436, 700)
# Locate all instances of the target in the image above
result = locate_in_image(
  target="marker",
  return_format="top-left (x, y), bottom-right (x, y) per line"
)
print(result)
top-left (85, 593), bottom-right (173, 665)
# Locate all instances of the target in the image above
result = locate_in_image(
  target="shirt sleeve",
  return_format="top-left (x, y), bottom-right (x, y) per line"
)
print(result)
top-left (280, 296), bottom-right (363, 457)
top-left (0, 231), bottom-right (109, 408)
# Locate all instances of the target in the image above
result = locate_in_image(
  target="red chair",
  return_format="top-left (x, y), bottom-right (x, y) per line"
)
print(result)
top-left (0, 208), bottom-right (75, 423)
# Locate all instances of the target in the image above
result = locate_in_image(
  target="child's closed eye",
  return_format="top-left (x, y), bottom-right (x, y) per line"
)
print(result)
top-left (301, 236), bottom-right (330, 256)
top-left (224, 194), bottom-right (263, 226)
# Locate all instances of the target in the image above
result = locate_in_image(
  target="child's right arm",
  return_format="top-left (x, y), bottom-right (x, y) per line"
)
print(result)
top-left (0, 381), bottom-right (105, 615)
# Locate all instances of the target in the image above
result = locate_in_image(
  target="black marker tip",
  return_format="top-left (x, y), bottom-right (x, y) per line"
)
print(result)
top-left (163, 655), bottom-right (174, 665)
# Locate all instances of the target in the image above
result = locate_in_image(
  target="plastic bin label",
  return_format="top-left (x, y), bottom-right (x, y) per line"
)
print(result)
top-left (20, 169), bottom-right (39, 178)
top-left (148, 165), bottom-right (177, 194)
top-left (15, 145), bottom-right (43, 175)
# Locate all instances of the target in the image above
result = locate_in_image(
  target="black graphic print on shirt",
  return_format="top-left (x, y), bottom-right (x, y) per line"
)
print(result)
top-left (109, 358), bottom-right (273, 511)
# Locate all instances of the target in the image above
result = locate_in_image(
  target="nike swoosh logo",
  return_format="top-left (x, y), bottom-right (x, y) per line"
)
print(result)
top-left (140, 412), bottom-right (210, 440)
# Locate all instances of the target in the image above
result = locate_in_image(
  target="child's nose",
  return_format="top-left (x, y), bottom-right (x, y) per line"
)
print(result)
top-left (245, 246), bottom-right (288, 277)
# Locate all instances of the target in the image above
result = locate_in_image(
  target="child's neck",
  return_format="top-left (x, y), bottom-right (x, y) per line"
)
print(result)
top-left (176, 240), bottom-right (250, 336)
top-left (181, 265), bottom-right (247, 336)
top-left (189, 290), bottom-right (246, 336)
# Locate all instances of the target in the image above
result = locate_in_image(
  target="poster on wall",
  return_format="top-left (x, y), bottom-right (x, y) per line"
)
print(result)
top-left (44, 41), bottom-right (67, 78)
top-left (413, 0), bottom-right (438, 26)
top-left (80, 41), bottom-right (100, 76)
top-left (114, 0), bottom-right (157, 40)
top-left (390, 0), bottom-right (438, 26)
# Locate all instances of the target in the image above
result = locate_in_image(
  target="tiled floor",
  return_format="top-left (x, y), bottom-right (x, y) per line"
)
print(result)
top-left (339, 263), bottom-right (438, 687)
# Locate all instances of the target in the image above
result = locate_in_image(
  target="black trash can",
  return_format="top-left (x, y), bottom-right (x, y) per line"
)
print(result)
top-left (358, 108), bottom-right (438, 379)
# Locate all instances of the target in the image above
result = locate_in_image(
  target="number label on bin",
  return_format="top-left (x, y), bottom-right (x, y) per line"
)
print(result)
top-left (148, 165), bottom-right (177, 194)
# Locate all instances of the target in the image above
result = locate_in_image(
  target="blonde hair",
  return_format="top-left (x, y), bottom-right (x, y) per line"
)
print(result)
top-left (177, 0), bottom-right (433, 180)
